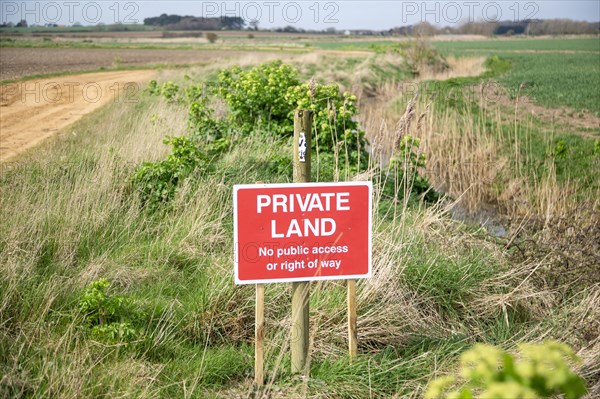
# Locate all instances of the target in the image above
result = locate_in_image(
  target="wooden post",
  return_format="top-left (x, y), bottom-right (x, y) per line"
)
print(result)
top-left (255, 180), bottom-right (265, 386)
top-left (255, 283), bottom-right (265, 385)
top-left (347, 280), bottom-right (357, 361)
top-left (291, 109), bottom-right (312, 375)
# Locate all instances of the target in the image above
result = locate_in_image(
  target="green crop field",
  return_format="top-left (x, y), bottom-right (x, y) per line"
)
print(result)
top-left (497, 52), bottom-right (600, 114)
top-left (433, 37), bottom-right (600, 52)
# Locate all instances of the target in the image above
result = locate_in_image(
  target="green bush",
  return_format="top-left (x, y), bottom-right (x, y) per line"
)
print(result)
top-left (160, 81), bottom-right (180, 103)
top-left (188, 96), bottom-right (223, 139)
top-left (131, 136), bottom-right (205, 211)
top-left (79, 279), bottom-right (138, 343)
top-left (285, 83), bottom-right (367, 162)
top-left (215, 60), bottom-right (369, 173)
top-left (425, 341), bottom-right (587, 399)
top-left (145, 80), bottom-right (180, 103)
top-left (137, 61), bottom-right (434, 206)
top-left (145, 79), bottom-right (160, 95)
top-left (216, 60), bottom-right (300, 135)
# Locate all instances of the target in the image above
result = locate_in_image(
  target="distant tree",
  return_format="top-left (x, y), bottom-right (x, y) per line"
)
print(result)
top-left (249, 20), bottom-right (259, 31)
top-left (16, 19), bottom-right (27, 28)
top-left (144, 14), bottom-right (184, 26)
top-left (221, 16), bottom-right (244, 30)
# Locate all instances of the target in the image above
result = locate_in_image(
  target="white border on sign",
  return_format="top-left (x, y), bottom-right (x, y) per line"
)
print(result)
top-left (233, 181), bottom-right (373, 285)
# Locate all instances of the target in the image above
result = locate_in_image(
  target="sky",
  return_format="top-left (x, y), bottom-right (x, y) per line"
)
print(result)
top-left (1, 1), bottom-right (599, 30)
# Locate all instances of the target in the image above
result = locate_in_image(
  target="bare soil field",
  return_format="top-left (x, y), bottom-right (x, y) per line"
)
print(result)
top-left (0, 70), bottom-right (155, 161)
top-left (0, 48), bottom-right (252, 80)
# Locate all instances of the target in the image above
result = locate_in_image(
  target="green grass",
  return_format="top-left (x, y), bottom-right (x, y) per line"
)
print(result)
top-left (433, 37), bottom-right (600, 52)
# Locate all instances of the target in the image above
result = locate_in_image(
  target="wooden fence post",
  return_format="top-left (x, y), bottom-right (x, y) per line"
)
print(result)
top-left (291, 109), bottom-right (312, 375)
top-left (347, 279), bottom-right (357, 362)
top-left (255, 283), bottom-right (265, 385)
top-left (255, 180), bottom-right (266, 386)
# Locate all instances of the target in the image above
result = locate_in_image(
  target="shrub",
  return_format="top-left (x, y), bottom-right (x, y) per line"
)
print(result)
top-left (160, 81), bottom-right (180, 103)
top-left (184, 84), bottom-right (205, 104)
top-left (131, 136), bottom-right (205, 211)
top-left (425, 341), bottom-right (587, 399)
top-left (376, 38), bottom-right (449, 76)
top-left (285, 84), bottom-right (365, 151)
top-left (188, 96), bottom-right (223, 139)
top-left (206, 32), bottom-right (218, 43)
top-left (215, 60), bottom-right (369, 172)
top-left (546, 139), bottom-right (568, 159)
top-left (145, 79), bottom-right (160, 95)
top-left (216, 60), bottom-right (300, 135)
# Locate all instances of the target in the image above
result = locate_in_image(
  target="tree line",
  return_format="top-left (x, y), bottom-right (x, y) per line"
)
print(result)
top-left (143, 14), bottom-right (244, 30)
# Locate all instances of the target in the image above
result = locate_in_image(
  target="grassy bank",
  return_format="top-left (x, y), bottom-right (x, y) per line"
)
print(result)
top-left (1, 45), bottom-right (599, 398)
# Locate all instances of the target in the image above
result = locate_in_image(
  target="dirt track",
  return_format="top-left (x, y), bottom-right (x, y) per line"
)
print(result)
top-left (0, 70), bottom-right (156, 162)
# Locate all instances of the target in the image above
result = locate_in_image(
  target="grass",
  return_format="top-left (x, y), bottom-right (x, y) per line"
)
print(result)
top-left (433, 37), bottom-right (600, 52)
top-left (1, 41), bottom-right (599, 398)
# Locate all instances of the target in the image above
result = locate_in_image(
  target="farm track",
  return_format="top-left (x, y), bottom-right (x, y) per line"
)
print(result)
top-left (0, 70), bottom-right (156, 162)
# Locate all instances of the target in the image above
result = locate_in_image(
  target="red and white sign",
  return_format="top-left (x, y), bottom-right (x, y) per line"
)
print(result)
top-left (233, 182), bottom-right (372, 285)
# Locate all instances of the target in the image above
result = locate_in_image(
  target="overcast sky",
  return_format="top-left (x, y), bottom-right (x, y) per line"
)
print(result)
top-left (2, 1), bottom-right (599, 30)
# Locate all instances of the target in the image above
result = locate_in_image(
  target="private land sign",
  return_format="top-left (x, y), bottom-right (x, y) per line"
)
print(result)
top-left (233, 182), bottom-right (372, 284)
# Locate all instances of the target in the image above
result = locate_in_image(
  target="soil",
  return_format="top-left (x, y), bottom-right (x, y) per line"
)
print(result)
top-left (0, 70), bottom-right (156, 162)
top-left (0, 48), bottom-right (251, 81)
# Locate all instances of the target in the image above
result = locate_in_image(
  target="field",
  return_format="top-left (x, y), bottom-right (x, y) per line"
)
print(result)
top-left (1, 30), bottom-right (599, 398)
top-left (0, 48), bottom-right (279, 81)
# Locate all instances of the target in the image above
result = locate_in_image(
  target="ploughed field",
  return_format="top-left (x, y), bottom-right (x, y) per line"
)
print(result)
top-left (0, 47), bottom-right (251, 80)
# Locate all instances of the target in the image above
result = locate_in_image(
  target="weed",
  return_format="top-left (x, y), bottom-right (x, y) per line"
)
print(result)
top-left (79, 278), bottom-right (138, 342)
top-left (425, 341), bottom-right (587, 399)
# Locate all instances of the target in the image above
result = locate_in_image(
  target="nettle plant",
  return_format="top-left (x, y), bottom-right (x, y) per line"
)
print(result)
top-left (425, 341), bottom-right (587, 399)
top-left (78, 279), bottom-right (138, 343)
